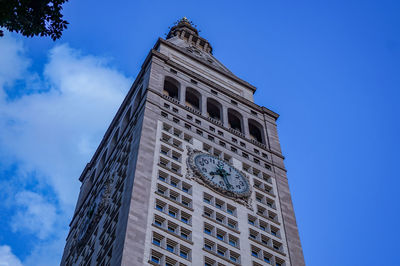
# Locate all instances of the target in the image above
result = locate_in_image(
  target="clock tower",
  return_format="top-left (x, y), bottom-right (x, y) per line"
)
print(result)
top-left (61, 18), bottom-right (305, 266)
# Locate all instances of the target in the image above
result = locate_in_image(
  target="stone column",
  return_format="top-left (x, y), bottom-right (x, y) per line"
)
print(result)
top-left (179, 85), bottom-right (185, 105)
top-left (222, 106), bottom-right (229, 127)
top-left (242, 116), bottom-right (250, 138)
top-left (201, 96), bottom-right (207, 116)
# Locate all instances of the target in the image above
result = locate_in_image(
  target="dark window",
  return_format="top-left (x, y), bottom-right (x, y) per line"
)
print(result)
top-left (227, 109), bottom-right (243, 132)
top-left (207, 98), bottom-right (222, 121)
top-left (163, 77), bottom-right (180, 100)
top-left (249, 119), bottom-right (264, 144)
top-left (185, 87), bottom-right (201, 111)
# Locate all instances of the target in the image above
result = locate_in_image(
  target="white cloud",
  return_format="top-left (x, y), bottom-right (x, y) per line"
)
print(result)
top-left (0, 33), bottom-right (133, 264)
top-left (0, 245), bottom-right (23, 266)
top-left (0, 38), bottom-right (132, 209)
top-left (11, 191), bottom-right (57, 240)
top-left (0, 33), bottom-right (29, 88)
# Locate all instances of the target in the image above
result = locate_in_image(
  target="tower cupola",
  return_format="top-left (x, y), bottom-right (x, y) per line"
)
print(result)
top-left (166, 17), bottom-right (213, 54)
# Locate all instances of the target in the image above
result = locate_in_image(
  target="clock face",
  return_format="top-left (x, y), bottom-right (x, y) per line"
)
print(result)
top-left (190, 152), bottom-right (251, 198)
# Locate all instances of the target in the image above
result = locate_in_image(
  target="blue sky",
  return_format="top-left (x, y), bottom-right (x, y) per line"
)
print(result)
top-left (0, 0), bottom-right (399, 265)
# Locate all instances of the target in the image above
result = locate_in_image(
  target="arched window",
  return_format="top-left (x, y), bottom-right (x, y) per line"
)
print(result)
top-left (207, 98), bottom-right (222, 121)
top-left (163, 76), bottom-right (180, 100)
top-left (228, 109), bottom-right (243, 133)
top-left (185, 87), bottom-right (201, 111)
top-left (248, 119), bottom-right (265, 144)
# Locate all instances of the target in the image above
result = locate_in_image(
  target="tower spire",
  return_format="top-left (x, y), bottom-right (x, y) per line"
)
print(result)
top-left (166, 17), bottom-right (213, 54)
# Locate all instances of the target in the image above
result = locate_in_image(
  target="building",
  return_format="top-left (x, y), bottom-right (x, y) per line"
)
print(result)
top-left (61, 18), bottom-right (305, 266)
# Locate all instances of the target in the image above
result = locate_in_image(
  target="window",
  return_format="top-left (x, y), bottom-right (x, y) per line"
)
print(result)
top-left (227, 206), bottom-right (235, 215)
top-left (151, 256), bottom-right (160, 264)
top-left (169, 194), bottom-right (177, 201)
top-left (172, 107), bottom-right (178, 113)
top-left (204, 243), bottom-right (212, 251)
top-left (156, 204), bottom-right (164, 211)
top-left (166, 244), bottom-right (174, 252)
top-left (187, 114), bottom-right (193, 120)
top-left (181, 217), bottom-right (189, 224)
top-left (204, 228), bottom-right (211, 235)
top-left (180, 251), bottom-right (188, 259)
top-left (217, 130), bottom-right (223, 136)
top-left (181, 232), bottom-right (188, 239)
top-left (228, 219), bottom-right (237, 229)
top-left (228, 108), bottom-right (243, 132)
top-left (207, 98), bottom-right (222, 121)
top-left (152, 238), bottom-right (161, 246)
top-left (249, 119), bottom-right (264, 144)
top-left (217, 249), bottom-right (224, 256)
top-left (184, 123), bottom-right (191, 130)
top-left (163, 77), bottom-right (180, 100)
top-left (168, 226), bottom-right (175, 233)
top-left (216, 234), bottom-right (224, 241)
top-left (155, 220), bottom-right (162, 227)
top-left (185, 87), bottom-right (201, 111)
top-left (252, 251), bottom-right (258, 258)
top-left (248, 217), bottom-right (255, 225)
top-left (169, 210), bottom-right (176, 218)
top-left (209, 126), bottom-right (215, 132)
top-left (184, 134), bottom-right (192, 143)
top-left (229, 239), bottom-right (237, 247)
top-left (195, 119), bottom-right (201, 125)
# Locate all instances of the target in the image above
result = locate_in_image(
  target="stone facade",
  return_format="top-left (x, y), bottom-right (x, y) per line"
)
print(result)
top-left (61, 18), bottom-right (305, 266)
